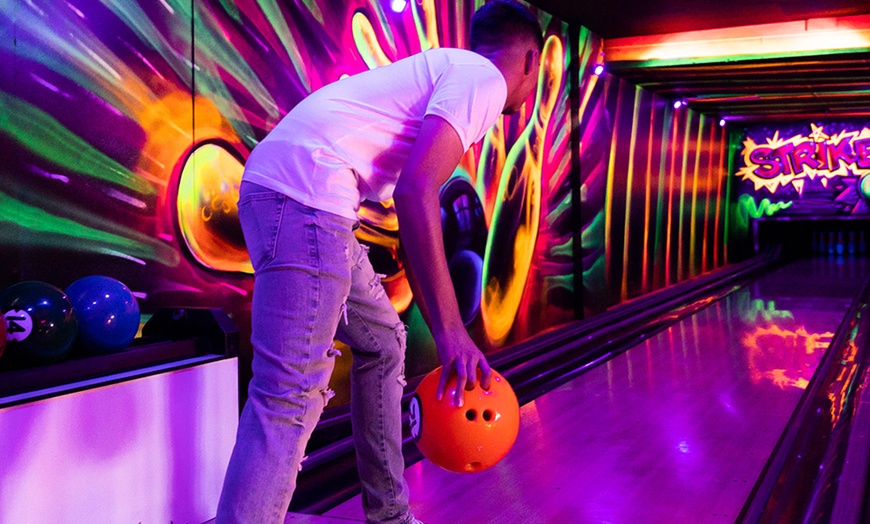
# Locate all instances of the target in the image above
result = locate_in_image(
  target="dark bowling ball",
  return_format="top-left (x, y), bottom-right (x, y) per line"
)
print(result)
top-left (448, 249), bottom-right (483, 326)
top-left (0, 310), bottom-right (6, 360)
top-left (0, 281), bottom-right (78, 365)
top-left (439, 177), bottom-right (487, 261)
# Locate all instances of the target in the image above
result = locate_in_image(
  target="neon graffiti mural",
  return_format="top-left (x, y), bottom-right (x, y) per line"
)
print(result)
top-left (734, 121), bottom-right (870, 216)
top-left (0, 0), bottom-right (578, 397)
top-left (738, 124), bottom-right (870, 194)
top-left (188, 1), bottom-right (577, 352)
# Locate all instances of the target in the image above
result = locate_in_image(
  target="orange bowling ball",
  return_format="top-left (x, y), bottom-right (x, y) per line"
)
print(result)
top-left (409, 366), bottom-right (520, 473)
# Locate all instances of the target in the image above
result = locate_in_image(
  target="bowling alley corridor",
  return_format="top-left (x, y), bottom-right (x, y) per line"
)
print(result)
top-left (3, 0), bottom-right (870, 523)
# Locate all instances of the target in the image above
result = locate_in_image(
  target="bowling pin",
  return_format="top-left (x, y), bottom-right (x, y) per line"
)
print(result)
top-left (481, 35), bottom-right (564, 344)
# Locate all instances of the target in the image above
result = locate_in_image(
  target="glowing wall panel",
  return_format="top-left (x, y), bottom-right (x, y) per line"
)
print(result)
top-left (579, 59), bottom-right (730, 314)
top-left (0, 358), bottom-right (238, 524)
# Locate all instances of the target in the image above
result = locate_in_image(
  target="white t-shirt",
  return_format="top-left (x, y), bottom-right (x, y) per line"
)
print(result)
top-left (242, 48), bottom-right (507, 221)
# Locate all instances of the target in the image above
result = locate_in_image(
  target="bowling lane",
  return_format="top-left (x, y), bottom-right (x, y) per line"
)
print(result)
top-left (325, 257), bottom-right (870, 524)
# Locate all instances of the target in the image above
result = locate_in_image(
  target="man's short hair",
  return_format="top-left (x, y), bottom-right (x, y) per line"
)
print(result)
top-left (470, 0), bottom-right (544, 52)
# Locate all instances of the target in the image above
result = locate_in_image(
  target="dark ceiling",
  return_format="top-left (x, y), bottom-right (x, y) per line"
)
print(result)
top-left (528, 0), bottom-right (870, 122)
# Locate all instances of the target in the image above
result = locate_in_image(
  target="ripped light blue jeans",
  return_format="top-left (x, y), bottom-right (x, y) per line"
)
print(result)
top-left (216, 182), bottom-right (412, 524)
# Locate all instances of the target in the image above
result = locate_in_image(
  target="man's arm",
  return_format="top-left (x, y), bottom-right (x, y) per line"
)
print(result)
top-left (393, 114), bottom-right (493, 407)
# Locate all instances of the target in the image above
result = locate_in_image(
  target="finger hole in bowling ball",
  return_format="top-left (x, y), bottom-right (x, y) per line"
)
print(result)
top-left (465, 409), bottom-right (477, 421)
top-left (482, 409), bottom-right (494, 422)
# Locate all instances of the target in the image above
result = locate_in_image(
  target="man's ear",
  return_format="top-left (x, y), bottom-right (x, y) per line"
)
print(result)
top-left (524, 49), bottom-right (534, 75)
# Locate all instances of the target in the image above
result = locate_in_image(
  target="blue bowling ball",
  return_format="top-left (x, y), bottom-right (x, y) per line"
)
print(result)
top-left (66, 276), bottom-right (140, 354)
top-left (0, 281), bottom-right (78, 364)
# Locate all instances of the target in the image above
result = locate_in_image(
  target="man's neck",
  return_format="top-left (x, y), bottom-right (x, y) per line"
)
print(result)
top-left (473, 45), bottom-right (526, 112)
